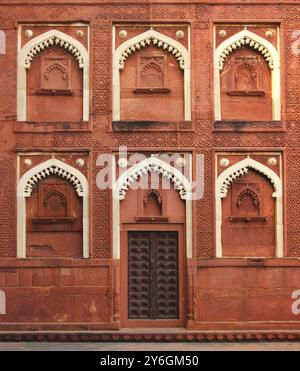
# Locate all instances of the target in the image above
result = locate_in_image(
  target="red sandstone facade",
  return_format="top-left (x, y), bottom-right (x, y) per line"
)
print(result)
top-left (0, 0), bottom-right (300, 338)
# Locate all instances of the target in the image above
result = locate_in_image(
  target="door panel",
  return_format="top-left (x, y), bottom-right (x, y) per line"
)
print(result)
top-left (128, 231), bottom-right (179, 320)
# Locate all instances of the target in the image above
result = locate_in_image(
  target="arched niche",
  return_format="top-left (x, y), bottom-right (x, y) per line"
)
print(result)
top-left (18, 30), bottom-right (89, 122)
top-left (17, 158), bottom-right (89, 259)
top-left (214, 29), bottom-right (281, 121)
top-left (113, 30), bottom-right (191, 122)
top-left (216, 157), bottom-right (283, 258)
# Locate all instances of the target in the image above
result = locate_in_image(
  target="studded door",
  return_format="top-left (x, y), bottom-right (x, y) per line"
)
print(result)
top-left (128, 231), bottom-right (179, 320)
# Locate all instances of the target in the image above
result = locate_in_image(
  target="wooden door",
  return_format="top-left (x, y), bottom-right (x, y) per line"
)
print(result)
top-left (128, 231), bottom-right (179, 321)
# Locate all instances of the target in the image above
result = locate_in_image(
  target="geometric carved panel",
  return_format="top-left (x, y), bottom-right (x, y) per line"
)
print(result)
top-left (39, 182), bottom-right (69, 218)
top-left (231, 182), bottom-right (261, 218)
top-left (41, 56), bottom-right (71, 91)
top-left (137, 56), bottom-right (165, 89)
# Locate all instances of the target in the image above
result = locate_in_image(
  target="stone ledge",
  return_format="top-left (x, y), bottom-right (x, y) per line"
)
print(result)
top-left (1, 331), bottom-right (300, 342)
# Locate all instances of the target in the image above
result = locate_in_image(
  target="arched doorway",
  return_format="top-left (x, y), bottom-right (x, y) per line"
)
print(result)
top-left (113, 156), bottom-right (193, 328)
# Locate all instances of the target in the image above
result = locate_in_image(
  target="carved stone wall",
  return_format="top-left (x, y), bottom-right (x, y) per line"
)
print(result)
top-left (1, 1), bottom-right (300, 331)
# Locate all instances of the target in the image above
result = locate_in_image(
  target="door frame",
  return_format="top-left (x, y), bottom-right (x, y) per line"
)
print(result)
top-left (120, 223), bottom-right (186, 328)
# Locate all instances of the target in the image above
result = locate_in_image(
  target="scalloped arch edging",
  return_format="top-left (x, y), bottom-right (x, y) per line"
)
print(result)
top-left (114, 29), bottom-right (189, 70)
top-left (20, 30), bottom-right (89, 69)
top-left (116, 157), bottom-right (192, 201)
top-left (19, 159), bottom-right (86, 198)
top-left (216, 157), bottom-right (282, 199)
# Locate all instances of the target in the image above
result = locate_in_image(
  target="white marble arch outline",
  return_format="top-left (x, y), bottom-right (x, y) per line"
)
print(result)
top-left (0, 30), bottom-right (6, 55)
top-left (112, 29), bottom-right (191, 121)
top-left (17, 158), bottom-right (89, 259)
top-left (18, 29), bottom-right (90, 121)
top-left (112, 156), bottom-right (193, 260)
top-left (214, 29), bottom-right (281, 121)
top-left (0, 290), bottom-right (6, 315)
top-left (215, 157), bottom-right (283, 258)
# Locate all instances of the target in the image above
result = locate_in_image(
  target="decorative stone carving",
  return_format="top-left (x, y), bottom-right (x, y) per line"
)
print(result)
top-left (144, 189), bottom-right (162, 204)
top-left (236, 188), bottom-right (260, 209)
top-left (17, 158), bottom-right (89, 259)
top-left (113, 29), bottom-right (191, 121)
top-left (41, 57), bottom-right (71, 91)
top-left (217, 157), bottom-right (282, 199)
top-left (41, 185), bottom-right (68, 217)
top-left (234, 61), bottom-right (258, 90)
top-left (265, 30), bottom-right (274, 38)
top-left (214, 29), bottom-right (281, 121)
top-left (119, 30), bottom-right (128, 39)
top-left (24, 159), bottom-right (32, 168)
top-left (76, 158), bottom-right (85, 168)
top-left (118, 161), bottom-right (188, 200)
top-left (25, 29), bottom-right (33, 38)
top-left (118, 158), bottom-right (128, 168)
top-left (23, 163), bottom-right (84, 197)
top-left (219, 30), bottom-right (227, 38)
top-left (24, 34), bottom-right (85, 69)
top-left (18, 29), bottom-right (90, 121)
top-left (138, 57), bottom-right (165, 88)
top-left (220, 158), bottom-right (230, 168)
top-left (176, 30), bottom-right (184, 39)
top-left (118, 36), bottom-right (185, 70)
top-left (268, 157), bottom-right (277, 166)
top-left (116, 156), bottom-right (192, 201)
top-left (218, 35), bottom-right (275, 70)
top-left (43, 189), bottom-right (67, 207)
top-left (76, 30), bottom-right (84, 38)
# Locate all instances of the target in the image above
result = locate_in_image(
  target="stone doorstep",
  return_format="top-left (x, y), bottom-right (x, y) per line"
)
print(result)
top-left (1, 330), bottom-right (300, 342)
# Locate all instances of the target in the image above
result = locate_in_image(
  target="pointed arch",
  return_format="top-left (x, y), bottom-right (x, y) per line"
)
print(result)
top-left (214, 29), bottom-right (281, 121)
top-left (215, 29), bottom-right (279, 71)
top-left (116, 156), bottom-right (192, 201)
top-left (19, 30), bottom-right (89, 69)
top-left (112, 155), bottom-right (193, 259)
top-left (216, 157), bottom-right (282, 199)
top-left (215, 157), bottom-right (283, 258)
top-left (113, 30), bottom-right (189, 70)
top-left (113, 29), bottom-right (191, 121)
top-left (17, 158), bottom-right (89, 259)
top-left (18, 29), bottom-right (89, 121)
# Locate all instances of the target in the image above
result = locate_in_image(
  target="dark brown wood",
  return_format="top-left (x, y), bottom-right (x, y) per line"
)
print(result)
top-left (128, 231), bottom-right (179, 320)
